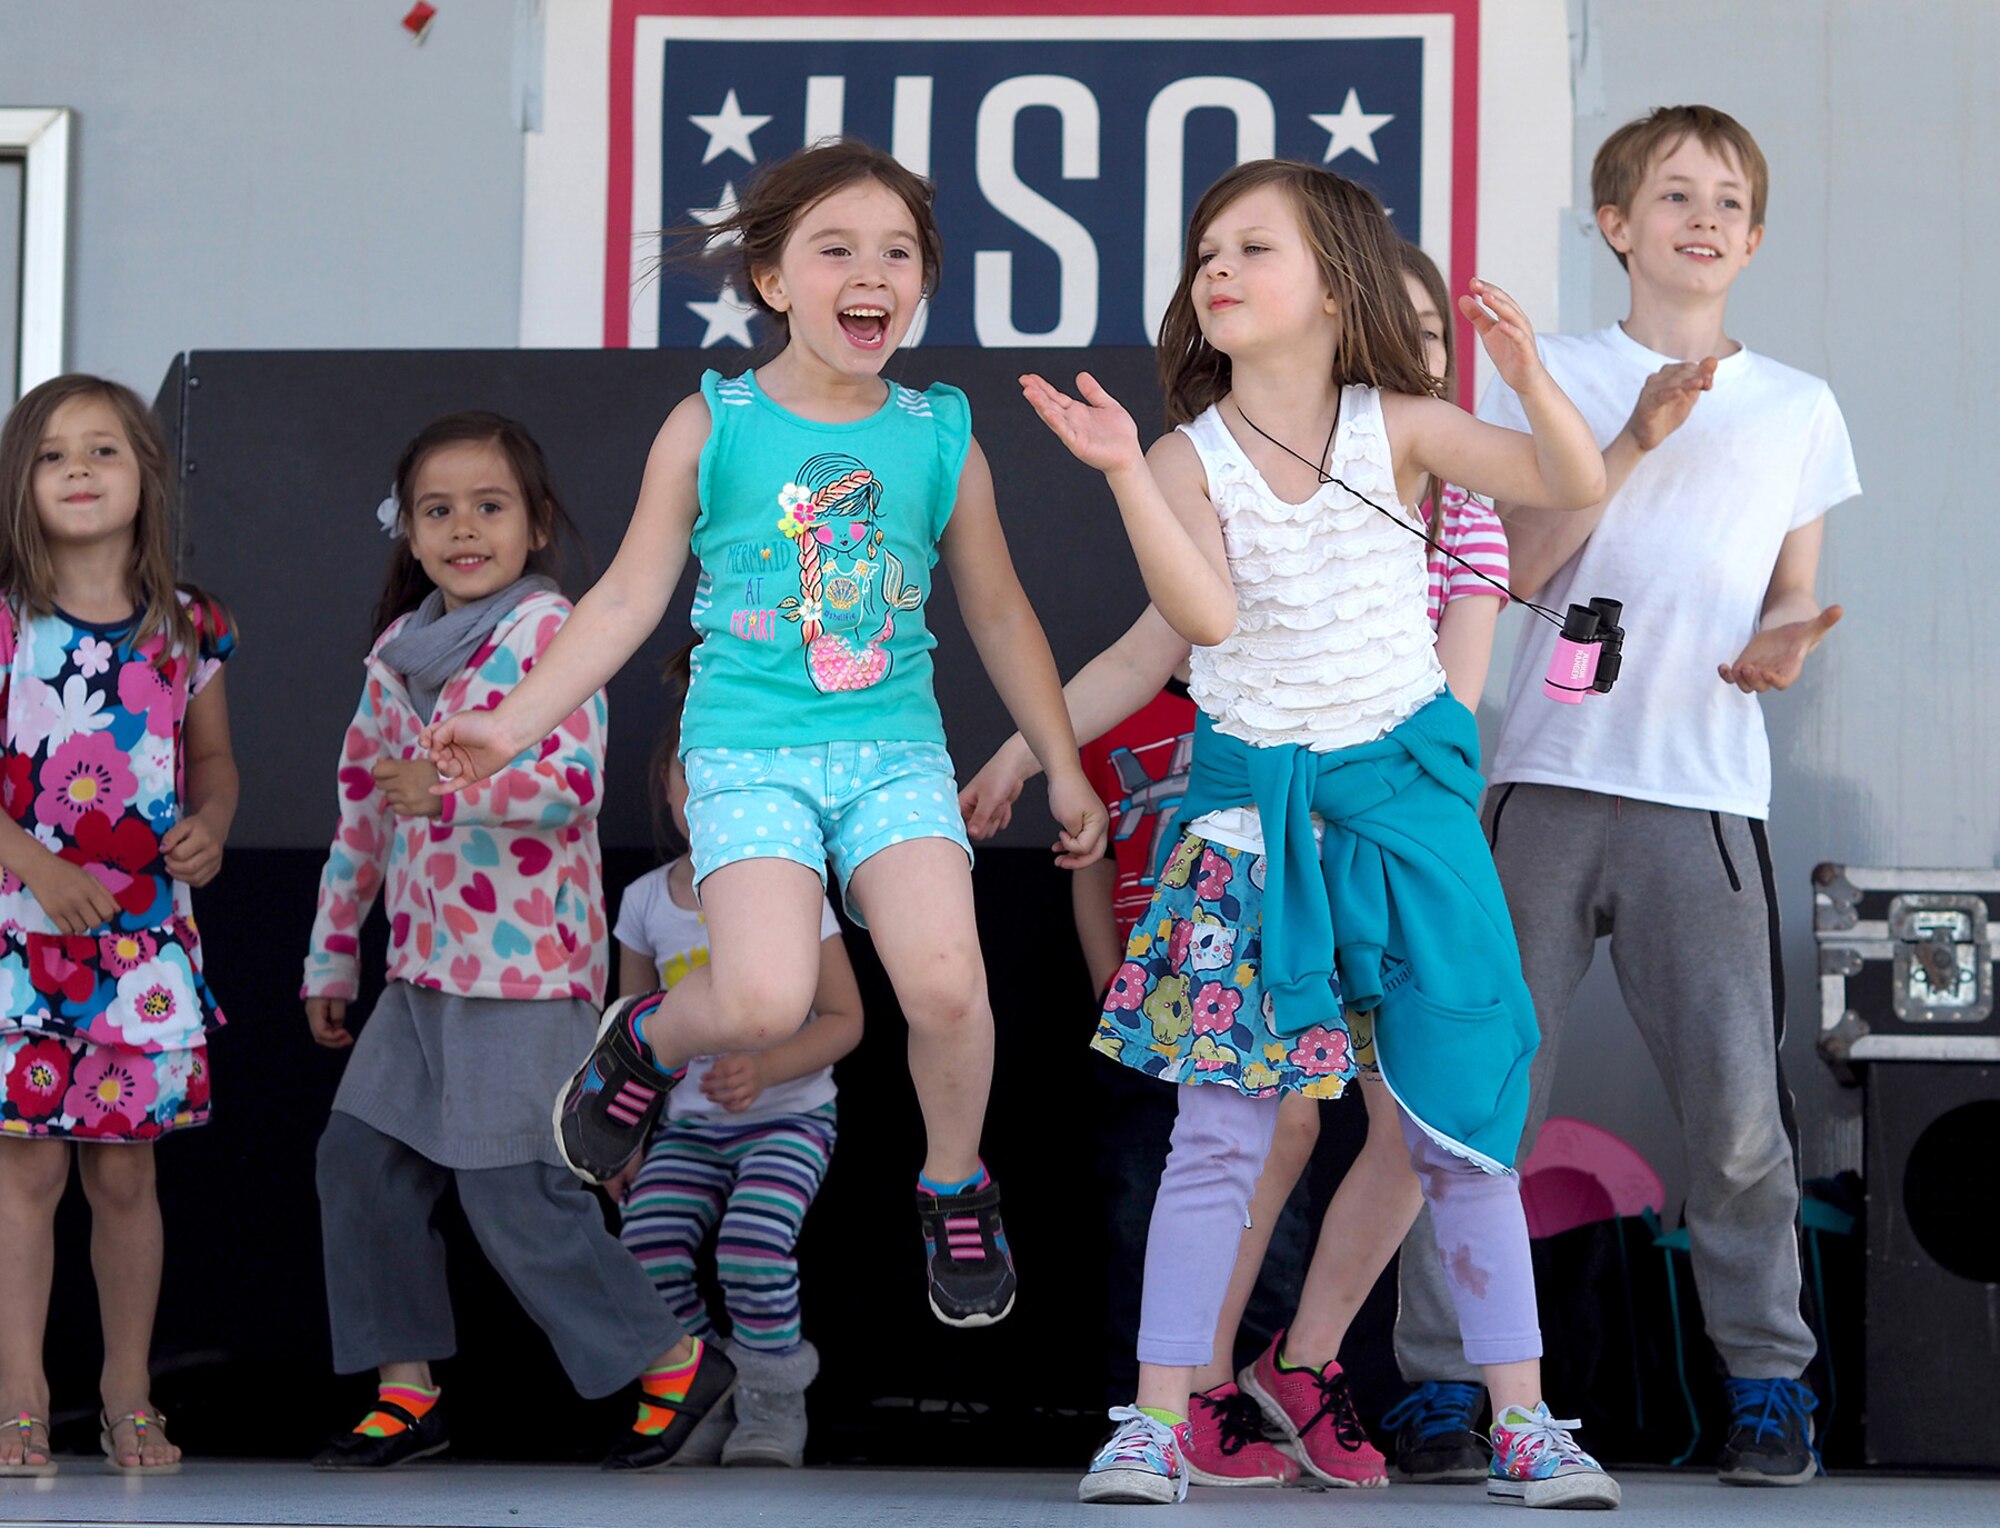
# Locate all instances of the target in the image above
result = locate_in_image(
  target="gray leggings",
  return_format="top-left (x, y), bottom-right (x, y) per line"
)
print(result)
top-left (316, 1112), bottom-right (684, 1398)
top-left (1136, 1082), bottom-right (1540, 1369)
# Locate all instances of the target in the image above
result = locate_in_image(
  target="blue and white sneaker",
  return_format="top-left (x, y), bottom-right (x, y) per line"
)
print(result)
top-left (1077, 1407), bottom-right (1192, 1505)
top-left (1487, 1404), bottom-right (1620, 1509)
top-left (1716, 1377), bottom-right (1819, 1486)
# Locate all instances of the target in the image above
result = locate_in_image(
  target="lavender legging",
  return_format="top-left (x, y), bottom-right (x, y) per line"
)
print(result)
top-left (1135, 1081), bottom-right (1542, 1368)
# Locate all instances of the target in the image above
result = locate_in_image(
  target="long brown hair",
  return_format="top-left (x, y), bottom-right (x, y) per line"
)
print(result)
top-left (1157, 161), bottom-right (1435, 427)
top-left (659, 137), bottom-right (944, 335)
top-left (371, 412), bottom-right (586, 641)
top-left (0, 373), bottom-right (218, 663)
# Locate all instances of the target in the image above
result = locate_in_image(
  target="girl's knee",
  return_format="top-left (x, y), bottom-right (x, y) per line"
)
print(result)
top-left (1268, 1096), bottom-right (1321, 1171)
top-left (0, 1140), bottom-right (72, 1204)
top-left (712, 969), bottom-right (818, 1047)
top-left (898, 966), bottom-right (989, 1036)
top-left (77, 1144), bottom-right (155, 1210)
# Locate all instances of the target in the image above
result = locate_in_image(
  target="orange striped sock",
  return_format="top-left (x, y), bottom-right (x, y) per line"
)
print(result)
top-left (634, 1340), bottom-right (703, 1435)
top-left (355, 1382), bottom-right (439, 1438)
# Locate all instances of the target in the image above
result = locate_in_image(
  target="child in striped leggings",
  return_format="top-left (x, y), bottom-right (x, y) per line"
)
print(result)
top-left (607, 674), bottom-right (864, 1466)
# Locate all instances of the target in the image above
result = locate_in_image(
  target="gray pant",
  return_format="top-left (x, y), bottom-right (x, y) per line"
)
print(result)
top-left (317, 1112), bottom-right (684, 1398)
top-left (1393, 785), bottom-right (1814, 1383)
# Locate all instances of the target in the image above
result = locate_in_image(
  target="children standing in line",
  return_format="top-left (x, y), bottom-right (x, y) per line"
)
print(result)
top-left (955, 240), bottom-right (1523, 1492)
top-left (423, 139), bottom-right (1105, 1329)
top-left (302, 413), bottom-right (729, 1472)
top-left (609, 647), bottom-right (863, 1467)
top-left (0, 376), bottom-right (237, 1476)
top-left (1390, 105), bottom-right (1855, 1491)
top-left (1020, 159), bottom-right (1621, 1510)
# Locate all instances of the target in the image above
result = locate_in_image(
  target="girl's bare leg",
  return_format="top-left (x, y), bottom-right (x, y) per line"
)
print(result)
top-left (0, 1141), bottom-right (67, 1468)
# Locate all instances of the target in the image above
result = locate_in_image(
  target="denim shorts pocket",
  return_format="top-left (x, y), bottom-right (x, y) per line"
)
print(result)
top-left (683, 747), bottom-right (780, 794)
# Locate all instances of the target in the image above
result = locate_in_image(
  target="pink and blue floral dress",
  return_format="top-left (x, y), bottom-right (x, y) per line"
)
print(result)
top-left (0, 598), bottom-right (232, 1141)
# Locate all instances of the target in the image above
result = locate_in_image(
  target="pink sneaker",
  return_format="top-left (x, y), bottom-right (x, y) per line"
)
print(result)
top-left (1184, 1384), bottom-right (1301, 1488)
top-left (1238, 1332), bottom-right (1388, 1488)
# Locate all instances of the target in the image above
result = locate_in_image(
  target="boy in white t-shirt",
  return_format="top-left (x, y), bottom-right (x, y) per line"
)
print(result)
top-left (1387, 106), bottom-right (1857, 1490)
top-left (610, 653), bottom-right (865, 1468)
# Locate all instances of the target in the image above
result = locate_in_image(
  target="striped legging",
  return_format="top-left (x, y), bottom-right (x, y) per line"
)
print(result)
top-left (620, 1102), bottom-right (837, 1354)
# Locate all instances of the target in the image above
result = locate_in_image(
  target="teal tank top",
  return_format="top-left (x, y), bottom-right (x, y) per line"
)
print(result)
top-left (683, 368), bottom-right (972, 751)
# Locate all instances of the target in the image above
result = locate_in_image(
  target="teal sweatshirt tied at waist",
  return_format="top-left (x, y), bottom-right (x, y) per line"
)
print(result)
top-left (1178, 693), bottom-right (1537, 1171)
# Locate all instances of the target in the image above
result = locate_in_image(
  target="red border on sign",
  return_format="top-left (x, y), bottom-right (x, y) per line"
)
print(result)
top-left (606, 0), bottom-right (1481, 393)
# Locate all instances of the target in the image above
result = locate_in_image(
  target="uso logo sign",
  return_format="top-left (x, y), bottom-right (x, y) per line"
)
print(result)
top-left (604, 2), bottom-right (1478, 351)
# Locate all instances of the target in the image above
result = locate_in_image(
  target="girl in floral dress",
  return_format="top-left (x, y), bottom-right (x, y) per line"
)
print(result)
top-left (0, 376), bottom-right (237, 1476)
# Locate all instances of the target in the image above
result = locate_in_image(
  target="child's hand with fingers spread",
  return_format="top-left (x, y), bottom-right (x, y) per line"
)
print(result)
top-left (1020, 372), bottom-right (1145, 476)
top-left (1459, 278), bottom-right (1547, 396)
top-left (958, 753), bottom-right (1031, 841)
top-left (419, 711), bottom-right (518, 795)
top-left (1719, 605), bottom-right (1843, 693)
top-left (1047, 768), bottom-right (1108, 869)
top-left (1625, 356), bottom-right (1718, 451)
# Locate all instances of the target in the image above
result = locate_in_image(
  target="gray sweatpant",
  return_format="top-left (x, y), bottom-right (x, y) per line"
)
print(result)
top-left (317, 1112), bottom-right (685, 1398)
top-left (1393, 785), bottom-right (1814, 1383)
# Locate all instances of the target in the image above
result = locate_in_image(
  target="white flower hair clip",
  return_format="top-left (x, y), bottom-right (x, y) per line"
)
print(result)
top-left (375, 485), bottom-right (404, 539)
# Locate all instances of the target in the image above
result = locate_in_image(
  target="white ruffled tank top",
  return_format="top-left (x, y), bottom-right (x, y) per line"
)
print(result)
top-left (1182, 386), bottom-right (1445, 755)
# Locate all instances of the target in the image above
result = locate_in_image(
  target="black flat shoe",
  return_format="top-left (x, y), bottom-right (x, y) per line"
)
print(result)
top-left (311, 1399), bottom-right (449, 1470)
top-left (602, 1344), bottom-right (737, 1472)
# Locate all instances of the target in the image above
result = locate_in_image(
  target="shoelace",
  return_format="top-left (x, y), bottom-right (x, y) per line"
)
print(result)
top-left (1382, 1380), bottom-right (1484, 1440)
top-left (1724, 1377), bottom-right (1821, 1469)
top-left (1197, 1388), bottom-right (1271, 1457)
top-left (941, 1212), bottom-right (986, 1263)
top-left (1093, 1407), bottom-right (1189, 1501)
top-left (1495, 1407), bottom-right (1594, 1473)
top-left (1301, 1366), bottom-right (1371, 1451)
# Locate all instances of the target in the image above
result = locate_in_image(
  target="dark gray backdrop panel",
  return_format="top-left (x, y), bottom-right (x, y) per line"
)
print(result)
top-left (165, 348), bottom-right (1165, 850)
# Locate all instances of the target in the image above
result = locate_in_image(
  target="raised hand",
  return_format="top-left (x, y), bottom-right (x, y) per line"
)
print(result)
top-left (305, 996), bottom-right (353, 1049)
top-left (1047, 768), bottom-right (1108, 870)
top-left (1458, 278), bottom-right (1546, 395)
top-left (1718, 605), bottom-right (1843, 693)
top-left (373, 757), bottom-right (444, 818)
top-left (421, 711), bottom-right (519, 795)
top-left (1020, 372), bottom-right (1144, 476)
top-left (1626, 357), bottom-right (1718, 451)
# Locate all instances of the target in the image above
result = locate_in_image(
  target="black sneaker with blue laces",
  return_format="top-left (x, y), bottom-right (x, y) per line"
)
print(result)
top-left (1382, 1380), bottom-right (1490, 1483)
top-left (552, 993), bottom-right (680, 1184)
top-left (1717, 1377), bottom-right (1819, 1485)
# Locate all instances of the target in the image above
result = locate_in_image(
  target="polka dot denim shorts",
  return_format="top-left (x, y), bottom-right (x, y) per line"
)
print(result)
top-left (681, 740), bottom-right (972, 923)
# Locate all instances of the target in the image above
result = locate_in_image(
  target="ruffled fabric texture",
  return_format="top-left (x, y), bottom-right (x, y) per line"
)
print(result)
top-left (1183, 389), bottom-right (1444, 750)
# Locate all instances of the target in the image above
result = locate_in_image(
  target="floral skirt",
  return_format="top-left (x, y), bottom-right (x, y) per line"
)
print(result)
top-left (0, 1029), bottom-right (210, 1141)
top-left (1092, 831), bottom-right (1372, 1099)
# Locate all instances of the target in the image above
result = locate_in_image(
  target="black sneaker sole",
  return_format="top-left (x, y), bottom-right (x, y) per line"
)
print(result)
top-left (1718, 1459), bottom-right (1817, 1486)
top-left (927, 1290), bottom-right (1016, 1328)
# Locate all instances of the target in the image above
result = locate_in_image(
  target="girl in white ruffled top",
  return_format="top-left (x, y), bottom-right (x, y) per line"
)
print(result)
top-left (1023, 160), bottom-right (1625, 1511)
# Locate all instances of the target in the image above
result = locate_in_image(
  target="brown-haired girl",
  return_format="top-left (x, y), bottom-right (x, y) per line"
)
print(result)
top-left (1019, 161), bottom-right (1620, 1509)
top-left (302, 412), bottom-right (725, 1471)
top-left (0, 375), bottom-right (238, 1475)
top-left (425, 139), bottom-right (1104, 1333)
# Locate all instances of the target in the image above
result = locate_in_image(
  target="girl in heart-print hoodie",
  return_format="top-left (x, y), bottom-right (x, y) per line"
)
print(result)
top-left (299, 413), bottom-right (702, 1473)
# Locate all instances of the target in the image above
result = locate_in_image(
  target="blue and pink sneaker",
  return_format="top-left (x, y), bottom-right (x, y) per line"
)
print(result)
top-left (1487, 1404), bottom-right (1621, 1509)
top-left (1078, 1407), bottom-right (1192, 1505)
top-left (552, 993), bottom-right (681, 1184)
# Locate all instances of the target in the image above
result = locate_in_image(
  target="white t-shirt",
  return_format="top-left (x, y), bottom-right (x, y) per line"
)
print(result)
top-left (613, 863), bottom-right (841, 1122)
top-left (1482, 324), bottom-right (1860, 819)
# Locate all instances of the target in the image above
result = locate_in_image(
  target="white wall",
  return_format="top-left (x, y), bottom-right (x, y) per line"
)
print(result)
top-left (1482, 0), bottom-right (2000, 1208)
top-left (0, 0), bottom-right (530, 396)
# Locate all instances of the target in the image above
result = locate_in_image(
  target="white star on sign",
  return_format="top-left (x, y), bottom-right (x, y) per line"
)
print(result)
top-left (690, 181), bottom-right (741, 251)
top-left (689, 90), bottom-right (771, 165)
top-left (1310, 89), bottom-right (1395, 165)
top-left (687, 281), bottom-right (759, 348)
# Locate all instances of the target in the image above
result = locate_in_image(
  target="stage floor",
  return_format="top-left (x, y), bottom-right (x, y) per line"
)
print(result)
top-left (4, 1463), bottom-right (1999, 1527)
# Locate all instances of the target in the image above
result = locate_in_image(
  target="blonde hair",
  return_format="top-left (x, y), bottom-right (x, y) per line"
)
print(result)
top-left (1156, 160), bottom-right (1434, 428)
top-left (1591, 105), bottom-right (1768, 269)
top-left (0, 373), bottom-right (219, 663)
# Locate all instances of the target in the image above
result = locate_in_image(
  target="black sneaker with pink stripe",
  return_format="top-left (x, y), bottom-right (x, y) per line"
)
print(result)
top-left (552, 993), bottom-right (680, 1184)
top-left (915, 1176), bottom-right (1017, 1327)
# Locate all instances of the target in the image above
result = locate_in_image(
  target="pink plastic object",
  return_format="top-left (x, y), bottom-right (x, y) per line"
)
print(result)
top-left (1519, 1116), bottom-right (1665, 1239)
top-left (1542, 632), bottom-right (1600, 703)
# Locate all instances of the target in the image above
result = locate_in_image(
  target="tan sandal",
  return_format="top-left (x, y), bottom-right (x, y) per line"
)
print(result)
top-left (100, 1408), bottom-right (180, 1474)
top-left (0, 1411), bottom-right (56, 1477)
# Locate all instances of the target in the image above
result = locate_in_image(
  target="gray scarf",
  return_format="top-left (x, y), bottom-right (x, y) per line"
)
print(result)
top-left (378, 575), bottom-right (560, 720)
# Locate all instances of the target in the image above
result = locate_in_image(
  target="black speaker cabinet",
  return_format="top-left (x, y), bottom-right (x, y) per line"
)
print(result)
top-left (1863, 1063), bottom-right (2000, 1468)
